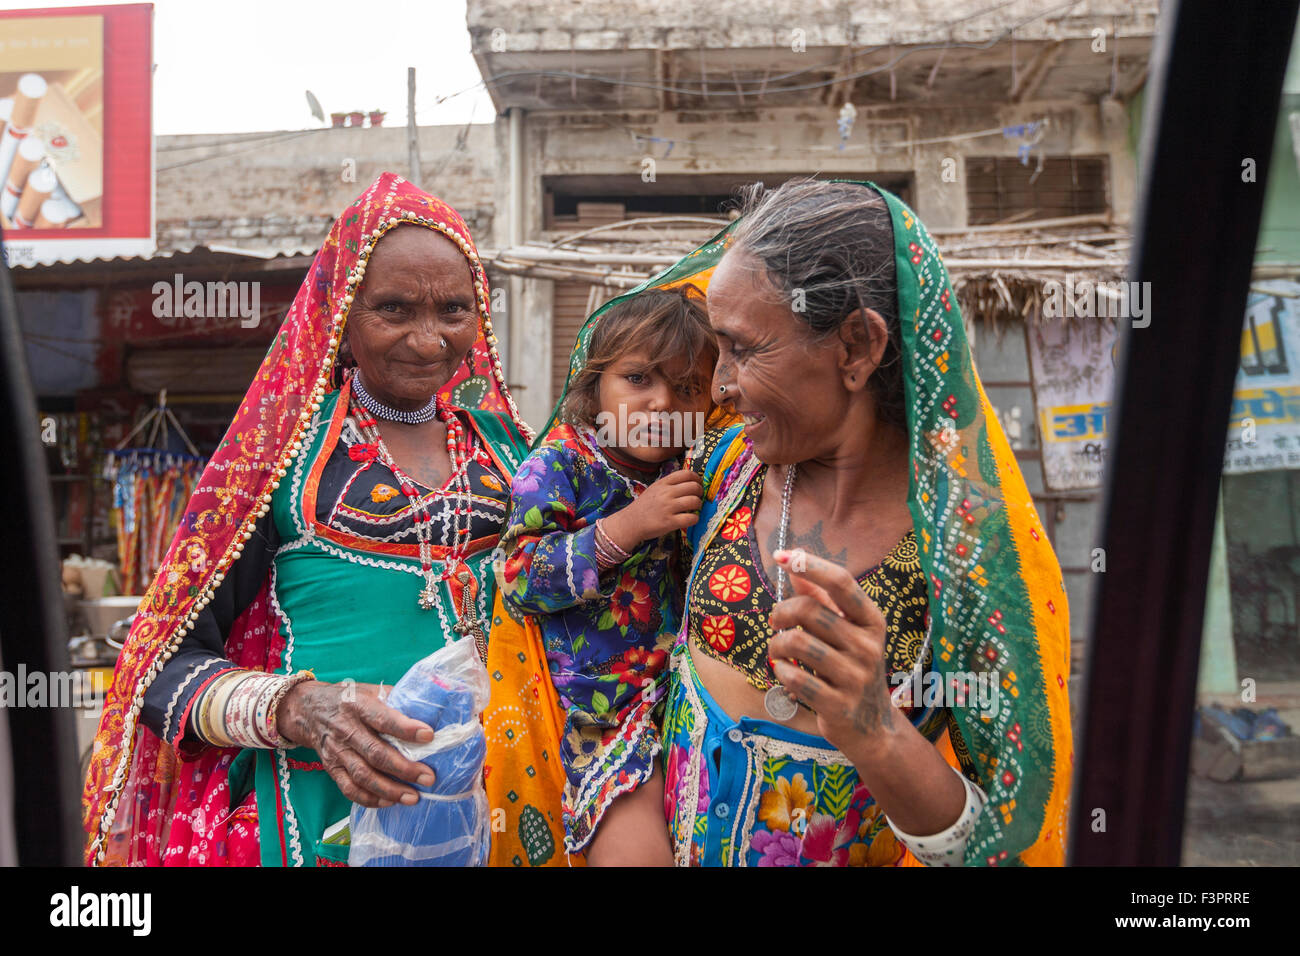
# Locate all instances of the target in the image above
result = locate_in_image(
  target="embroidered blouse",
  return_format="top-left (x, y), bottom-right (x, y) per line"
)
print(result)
top-left (679, 427), bottom-right (985, 865)
top-left (688, 465), bottom-right (931, 697)
top-left (138, 407), bottom-right (512, 752)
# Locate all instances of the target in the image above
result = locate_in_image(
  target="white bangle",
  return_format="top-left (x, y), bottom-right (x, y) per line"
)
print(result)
top-left (885, 766), bottom-right (987, 867)
top-left (194, 670), bottom-right (315, 749)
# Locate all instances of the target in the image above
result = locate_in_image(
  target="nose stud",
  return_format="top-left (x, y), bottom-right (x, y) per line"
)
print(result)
top-left (719, 385), bottom-right (727, 394)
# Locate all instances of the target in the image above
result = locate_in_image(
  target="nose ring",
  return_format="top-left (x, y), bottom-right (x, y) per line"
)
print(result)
top-left (719, 385), bottom-right (727, 394)
top-left (439, 337), bottom-right (448, 349)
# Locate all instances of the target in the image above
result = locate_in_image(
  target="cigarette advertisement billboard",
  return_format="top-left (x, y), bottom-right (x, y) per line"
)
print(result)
top-left (0, 3), bottom-right (152, 266)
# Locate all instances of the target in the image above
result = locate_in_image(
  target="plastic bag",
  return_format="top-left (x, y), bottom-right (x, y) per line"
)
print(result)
top-left (348, 635), bottom-right (492, 866)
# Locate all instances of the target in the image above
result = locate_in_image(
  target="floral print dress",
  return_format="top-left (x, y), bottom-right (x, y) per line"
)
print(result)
top-left (495, 422), bottom-right (684, 852)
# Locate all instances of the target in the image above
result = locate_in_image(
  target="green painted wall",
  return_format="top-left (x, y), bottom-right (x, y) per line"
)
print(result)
top-left (1125, 20), bottom-right (1300, 264)
top-left (1257, 19), bottom-right (1300, 264)
top-left (1129, 23), bottom-right (1300, 696)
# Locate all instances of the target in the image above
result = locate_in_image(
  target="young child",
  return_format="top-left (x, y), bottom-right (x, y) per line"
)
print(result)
top-left (495, 286), bottom-right (716, 865)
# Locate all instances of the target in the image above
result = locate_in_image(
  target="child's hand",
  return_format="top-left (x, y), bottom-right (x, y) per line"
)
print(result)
top-left (602, 468), bottom-right (703, 551)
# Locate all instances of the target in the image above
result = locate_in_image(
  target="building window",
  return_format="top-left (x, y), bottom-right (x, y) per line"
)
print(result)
top-left (965, 156), bottom-right (1110, 225)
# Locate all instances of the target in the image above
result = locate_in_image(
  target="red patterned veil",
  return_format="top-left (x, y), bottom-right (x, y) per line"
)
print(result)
top-left (83, 172), bottom-right (530, 865)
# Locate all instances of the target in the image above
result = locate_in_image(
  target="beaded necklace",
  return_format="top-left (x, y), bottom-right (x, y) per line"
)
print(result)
top-left (353, 372), bottom-right (438, 424)
top-left (348, 390), bottom-right (487, 654)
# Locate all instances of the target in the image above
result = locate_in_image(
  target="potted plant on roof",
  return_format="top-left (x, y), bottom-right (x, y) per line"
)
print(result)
top-left (348, 110), bottom-right (365, 127)
top-left (369, 109), bottom-right (386, 127)
top-left (330, 112), bottom-right (347, 128)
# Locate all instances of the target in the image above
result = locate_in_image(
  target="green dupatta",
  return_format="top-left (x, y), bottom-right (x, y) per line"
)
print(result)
top-left (542, 181), bottom-right (1073, 866)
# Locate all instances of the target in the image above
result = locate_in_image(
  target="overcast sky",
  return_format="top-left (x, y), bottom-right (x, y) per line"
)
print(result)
top-left (5, 0), bottom-right (496, 134)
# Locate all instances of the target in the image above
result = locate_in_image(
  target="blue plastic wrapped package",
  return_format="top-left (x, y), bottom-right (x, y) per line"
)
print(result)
top-left (349, 634), bottom-right (492, 866)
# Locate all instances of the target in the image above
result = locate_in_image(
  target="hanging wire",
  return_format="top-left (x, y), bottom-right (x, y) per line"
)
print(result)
top-left (156, 0), bottom-right (1091, 173)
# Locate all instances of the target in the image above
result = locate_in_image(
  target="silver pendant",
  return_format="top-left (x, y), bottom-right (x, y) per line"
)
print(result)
top-left (764, 684), bottom-right (799, 721)
top-left (418, 586), bottom-right (438, 610)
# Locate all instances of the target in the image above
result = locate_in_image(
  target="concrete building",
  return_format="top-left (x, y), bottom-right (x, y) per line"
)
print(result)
top-left (12, 0), bottom-right (1163, 659)
top-left (153, 123), bottom-right (498, 256)
top-left (465, 0), bottom-right (1159, 659)
top-left (468, 0), bottom-right (1156, 418)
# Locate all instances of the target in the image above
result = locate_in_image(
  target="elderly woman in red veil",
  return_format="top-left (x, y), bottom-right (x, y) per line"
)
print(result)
top-left (83, 173), bottom-right (574, 867)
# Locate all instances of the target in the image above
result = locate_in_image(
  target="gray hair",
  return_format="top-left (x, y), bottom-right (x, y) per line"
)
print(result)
top-left (729, 178), bottom-right (904, 431)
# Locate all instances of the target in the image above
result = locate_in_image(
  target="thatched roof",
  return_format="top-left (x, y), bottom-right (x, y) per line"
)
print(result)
top-left (936, 214), bottom-right (1129, 327)
top-left (483, 212), bottom-right (1132, 328)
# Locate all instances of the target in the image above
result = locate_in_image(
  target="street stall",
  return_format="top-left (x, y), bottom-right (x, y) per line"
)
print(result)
top-left (11, 247), bottom-right (306, 769)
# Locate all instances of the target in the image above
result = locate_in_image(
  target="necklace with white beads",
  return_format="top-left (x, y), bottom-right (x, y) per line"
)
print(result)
top-left (353, 372), bottom-right (438, 425)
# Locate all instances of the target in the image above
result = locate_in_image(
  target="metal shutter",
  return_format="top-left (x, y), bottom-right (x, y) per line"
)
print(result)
top-left (966, 156), bottom-right (1110, 225)
top-left (552, 281), bottom-right (616, 403)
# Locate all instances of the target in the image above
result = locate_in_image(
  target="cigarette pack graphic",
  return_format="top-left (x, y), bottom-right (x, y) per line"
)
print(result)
top-left (0, 6), bottom-right (152, 263)
top-left (35, 80), bottom-right (102, 211)
top-left (35, 196), bottom-right (77, 228)
top-left (0, 70), bottom-right (96, 231)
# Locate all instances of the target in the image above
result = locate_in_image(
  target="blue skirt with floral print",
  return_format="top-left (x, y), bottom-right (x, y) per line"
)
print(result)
top-left (661, 638), bottom-right (951, 867)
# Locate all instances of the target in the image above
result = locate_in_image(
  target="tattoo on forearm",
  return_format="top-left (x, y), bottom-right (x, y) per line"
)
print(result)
top-left (849, 659), bottom-right (893, 735)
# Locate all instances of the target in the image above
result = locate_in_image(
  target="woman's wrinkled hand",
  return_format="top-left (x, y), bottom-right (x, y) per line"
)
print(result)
top-left (767, 548), bottom-right (897, 763)
top-left (276, 681), bottom-right (436, 808)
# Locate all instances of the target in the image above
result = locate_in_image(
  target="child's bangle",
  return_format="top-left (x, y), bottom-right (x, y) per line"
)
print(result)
top-left (594, 536), bottom-right (620, 570)
top-left (594, 518), bottom-right (631, 569)
top-left (595, 518), bottom-right (632, 559)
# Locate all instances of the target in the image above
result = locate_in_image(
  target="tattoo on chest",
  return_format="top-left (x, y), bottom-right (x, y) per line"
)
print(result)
top-left (412, 451), bottom-right (448, 489)
top-left (764, 519), bottom-right (850, 566)
top-left (385, 440), bottom-right (449, 489)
